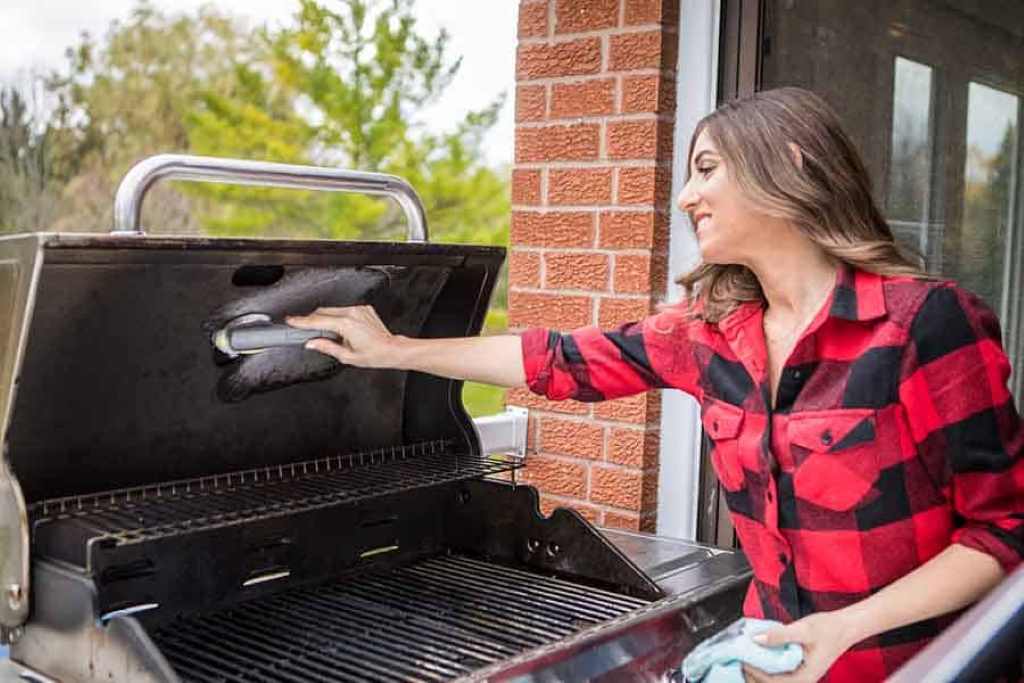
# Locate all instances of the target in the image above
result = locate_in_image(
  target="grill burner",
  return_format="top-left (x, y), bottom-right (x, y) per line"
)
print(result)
top-left (151, 555), bottom-right (649, 683)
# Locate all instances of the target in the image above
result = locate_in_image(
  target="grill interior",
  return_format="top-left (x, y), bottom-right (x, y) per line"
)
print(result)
top-left (29, 440), bottom-right (521, 554)
top-left (149, 554), bottom-right (651, 683)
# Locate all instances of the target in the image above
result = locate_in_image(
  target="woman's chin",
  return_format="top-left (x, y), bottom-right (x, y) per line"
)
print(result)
top-left (697, 241), bottom-right (725, 264)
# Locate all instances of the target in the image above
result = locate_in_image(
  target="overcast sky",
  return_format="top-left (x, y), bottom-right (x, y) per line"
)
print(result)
top-left (0, 0), bottom-right (517, 165)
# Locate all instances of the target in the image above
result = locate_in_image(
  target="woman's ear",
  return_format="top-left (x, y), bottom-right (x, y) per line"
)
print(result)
top-left (787, 142), bottom-right (804, 170)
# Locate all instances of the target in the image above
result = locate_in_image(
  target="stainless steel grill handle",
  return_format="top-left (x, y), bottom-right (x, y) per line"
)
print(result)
top-left (111, 154), bottom-right (429, 242)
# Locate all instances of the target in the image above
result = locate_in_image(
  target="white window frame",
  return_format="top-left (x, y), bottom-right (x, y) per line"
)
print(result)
top-left (656, 0), bottom-right (722, 540)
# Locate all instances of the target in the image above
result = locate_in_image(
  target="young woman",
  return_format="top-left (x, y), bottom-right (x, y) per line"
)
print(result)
top-left (288, 87), bottom-right (1023, 682)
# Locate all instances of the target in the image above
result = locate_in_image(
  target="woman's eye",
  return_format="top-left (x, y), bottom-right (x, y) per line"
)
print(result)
top-left (697, 166), bottom-right (714, 177)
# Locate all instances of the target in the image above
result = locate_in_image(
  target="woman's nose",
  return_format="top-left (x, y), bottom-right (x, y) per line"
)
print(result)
top-left (677, 181), bottom-right (698, 213)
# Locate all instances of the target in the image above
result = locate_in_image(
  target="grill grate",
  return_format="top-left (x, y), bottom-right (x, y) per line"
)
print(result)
top-left (30, 441), bottom-right (522, 546)
top-left (150, 554), bottom-right (651, 682)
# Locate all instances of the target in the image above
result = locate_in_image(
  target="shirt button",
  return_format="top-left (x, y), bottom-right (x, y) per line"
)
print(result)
top-left (792, 369), bottom-right (802, 380)
top-left (713, 421), bottom-right (720, 433)
top-left (821, 430), bottom-right (833, 446)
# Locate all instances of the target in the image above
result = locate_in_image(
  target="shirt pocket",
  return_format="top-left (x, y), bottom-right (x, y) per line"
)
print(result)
top-left (701, 399), bottom-right (746, 492)
top-left (788, 409), bottom-right (879, 511)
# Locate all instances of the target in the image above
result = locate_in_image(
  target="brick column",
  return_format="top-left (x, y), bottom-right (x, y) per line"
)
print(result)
top-left (508, 0), bottom-right (678, 532)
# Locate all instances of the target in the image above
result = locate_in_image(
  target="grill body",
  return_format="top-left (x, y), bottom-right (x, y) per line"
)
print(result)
top-left (1, 233), bottom-right (749, 682)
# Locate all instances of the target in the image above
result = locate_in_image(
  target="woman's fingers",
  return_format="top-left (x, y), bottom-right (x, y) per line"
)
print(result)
top-left (742, 664), bottom-right (770, 683)
top-left (287, 306), bottom-right (396, 368)
top-left (286, 313), bottom-right (350, 334)
top-left (753, 622), bottom-right (807, 647)
top-left (305, 338), bottom-right (353, 363)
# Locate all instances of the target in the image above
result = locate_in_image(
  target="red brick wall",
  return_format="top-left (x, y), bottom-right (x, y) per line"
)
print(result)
top-left (509, 0), bottom-right (679, 532)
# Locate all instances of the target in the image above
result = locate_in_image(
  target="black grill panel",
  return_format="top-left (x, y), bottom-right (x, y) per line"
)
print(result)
top-left (29, 441), bottom-right (522, 549)
top-left (150, 555), bottom-right (651, 682)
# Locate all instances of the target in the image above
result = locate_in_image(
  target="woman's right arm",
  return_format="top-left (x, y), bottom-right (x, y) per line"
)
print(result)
top-left (288, 302), bottom-right (699, 401)
top-left (287, 306), bottom-right (527, 387)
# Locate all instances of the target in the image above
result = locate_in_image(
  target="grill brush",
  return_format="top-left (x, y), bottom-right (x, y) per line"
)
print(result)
top-left (212, 313), bottom-right (340, 358)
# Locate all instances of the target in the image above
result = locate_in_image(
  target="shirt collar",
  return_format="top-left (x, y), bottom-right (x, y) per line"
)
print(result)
top-left (716, 261), bottom-right (887, 334)
top-left (828, 262), bottom-right (887, 321)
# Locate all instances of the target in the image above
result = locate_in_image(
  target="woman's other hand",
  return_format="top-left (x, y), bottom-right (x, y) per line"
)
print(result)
top-left (287, 306), bottom-right (405, 368)
top-left (742, 611), bottom-right (859, 683)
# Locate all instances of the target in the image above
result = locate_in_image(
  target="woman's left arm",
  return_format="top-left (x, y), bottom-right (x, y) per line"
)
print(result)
top-left (746, 544), bottom-right (1004, 683)
top-left (749, 285), bottom-right (1024, 683)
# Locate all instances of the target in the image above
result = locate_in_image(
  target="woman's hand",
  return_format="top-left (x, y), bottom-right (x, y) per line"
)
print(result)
top-left (289, 305), bottom-right (527, 386)
top-left (742, 611), bottom-right (859, 683)
top-left (287, 306), bottom-right (406, 368)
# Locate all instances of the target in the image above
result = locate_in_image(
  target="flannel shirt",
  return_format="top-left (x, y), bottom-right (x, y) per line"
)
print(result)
top-left (520, 264), bottom-right (1024, 682)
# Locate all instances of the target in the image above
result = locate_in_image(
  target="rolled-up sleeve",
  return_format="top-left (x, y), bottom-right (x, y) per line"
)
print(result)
top-left (898, 284), bottom-right (1024, 572)
top-left (520, 307), bottom-right (703, 402)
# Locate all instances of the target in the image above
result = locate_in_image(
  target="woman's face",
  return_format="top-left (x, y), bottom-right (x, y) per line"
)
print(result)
top-left (677, 130), bottom-right (761, 265)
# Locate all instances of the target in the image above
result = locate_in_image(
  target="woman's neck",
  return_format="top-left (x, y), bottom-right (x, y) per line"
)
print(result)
top-left (747, 240), bottom-right (838, 322)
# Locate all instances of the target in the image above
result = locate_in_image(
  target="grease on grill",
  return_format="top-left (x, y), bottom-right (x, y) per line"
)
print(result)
top-left (204, 267), bottom-right (392, 402)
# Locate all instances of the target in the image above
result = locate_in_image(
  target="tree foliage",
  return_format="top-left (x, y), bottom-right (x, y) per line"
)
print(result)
top-left (38, 0), bottom-right (509, 251)
top-left (0, 86), bottom-right (69, 232)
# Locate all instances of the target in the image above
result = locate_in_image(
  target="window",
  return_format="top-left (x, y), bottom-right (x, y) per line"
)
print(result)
top-left (702, 0), bottom-right (1024, 546)
top-left (751, 0), bottom-right (1024, 402)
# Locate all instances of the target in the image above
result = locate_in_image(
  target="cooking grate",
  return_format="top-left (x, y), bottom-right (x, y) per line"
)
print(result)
top-left (150, 554), bottom-right (651, 682)
top-left (30, 440), bottom-right (521, 547)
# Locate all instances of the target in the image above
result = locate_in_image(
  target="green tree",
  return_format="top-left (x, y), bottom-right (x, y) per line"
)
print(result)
top-left (960, 123), bottom-right (1017, 307)
top-left (0, 85), bottom-right (69, 233)
top-left (185, 0), bottom-right (509, 250)
top-left (45, 3), bottom-right (263, 232)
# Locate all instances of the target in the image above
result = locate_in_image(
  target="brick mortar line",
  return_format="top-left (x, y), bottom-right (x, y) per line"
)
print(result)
top-left (530, 414), bottom-right (665, 432)
top-left (515, 112), bottom-right (664, 128)
top-left (515, 68), bottom-right (667, 86)
top-left (512, 206), bottom-right (666, 214)
top-left (510, 286), bottom-right (653, 299)
top-left (520, 113), bottom-right (676, 127)
top-left (534, 407), bottom-right (663, 426)
top-left (513, 159), bottom-right (670, 169)
top-left (512, 204), bottom-right (673, 213)
top-left (516, 70), bottom-right (663, 86)
top-left (515, 157), bottom-right (672, 166)
top-left (512, 247), bottom-right (655, 257)
top-left (518, 23), bottom-right (676, 45)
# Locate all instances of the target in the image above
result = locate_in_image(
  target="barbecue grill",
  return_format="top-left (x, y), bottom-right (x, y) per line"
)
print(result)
top-left (0, 155), bottom-right (750, 682)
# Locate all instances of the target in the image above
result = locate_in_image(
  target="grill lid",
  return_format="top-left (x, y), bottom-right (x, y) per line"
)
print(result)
top-left (0, 233), bottom-right (503, 503)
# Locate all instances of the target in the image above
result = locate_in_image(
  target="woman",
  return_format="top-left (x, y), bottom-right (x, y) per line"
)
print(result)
top-left (288, 87), bottom-right (1023, 682)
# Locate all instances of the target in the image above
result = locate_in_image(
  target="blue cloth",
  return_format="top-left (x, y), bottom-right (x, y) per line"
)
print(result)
top-left (682, 618), bottom-right (804, 683)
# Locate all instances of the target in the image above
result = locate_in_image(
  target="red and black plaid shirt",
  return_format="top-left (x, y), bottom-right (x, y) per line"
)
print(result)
top-left (520, 264), bottom-right (1024, 681)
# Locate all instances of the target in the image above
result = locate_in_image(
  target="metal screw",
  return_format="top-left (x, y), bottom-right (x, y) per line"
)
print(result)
top-left (7, 583), bottom-right (22, 610)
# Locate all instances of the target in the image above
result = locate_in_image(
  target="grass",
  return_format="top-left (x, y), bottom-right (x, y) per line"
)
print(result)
top-left (460, 307), bottom-right (509, 418)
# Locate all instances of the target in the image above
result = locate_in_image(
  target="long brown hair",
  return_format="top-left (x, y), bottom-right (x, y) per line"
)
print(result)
top-left (679, 87), bottom-right (927, 322)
